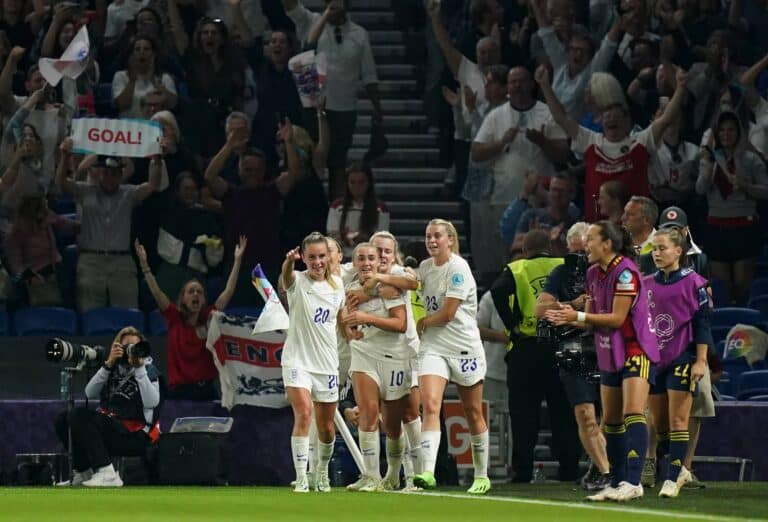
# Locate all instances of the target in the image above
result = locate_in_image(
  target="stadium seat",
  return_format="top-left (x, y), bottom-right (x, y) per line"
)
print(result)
top-left (13, 307), bottom-right (78, 336)
top-left (148, 309), bottom-right (168, 336)
top-left (711, 307), bottom-right (762, 329)
top-left (745, 395), bottom-right (768, 402)
top-left (716, 372), bottom-right (732, 396)
top-left (747, 295), bottom-right (768, 323)
top-left (749, 277), bottom-right (768, 301)
top-left (735, 370), bottom-right (768, 400)
top-left (709, 278), bottom-right (727, 308)
top-left (717, 340), bottom-right (726, 358)
top-left (225, 307), bottom-right (263, 318)
top-left (81, 307), bottom-right (145, 336)
top-left (711, 326), bottom-right (731, 345)
top-left (717, 395), bottom-right (737, 401)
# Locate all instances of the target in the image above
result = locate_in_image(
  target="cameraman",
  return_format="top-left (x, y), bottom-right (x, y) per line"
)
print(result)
top-left (534, 222), bottom-right (610, 491)
top-left (490, 230), bottom-right (579, 483)
top-left (55, 327), bottom-right (160, 487)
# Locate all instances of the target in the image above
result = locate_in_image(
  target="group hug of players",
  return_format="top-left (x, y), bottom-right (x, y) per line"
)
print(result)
top-left (278, 215), bottom-right (710, 502)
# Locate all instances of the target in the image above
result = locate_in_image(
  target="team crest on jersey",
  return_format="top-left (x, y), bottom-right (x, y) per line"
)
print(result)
top-left (451, 273), bottom-right (465, 287)
top-left (653, 313), bottom-right (675, 350)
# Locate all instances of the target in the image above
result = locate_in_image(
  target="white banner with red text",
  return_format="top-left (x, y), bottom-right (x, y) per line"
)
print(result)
top-left (71, 118), bottom-right (162, 157)
top-left (206, 311), bottom-right (288, 410)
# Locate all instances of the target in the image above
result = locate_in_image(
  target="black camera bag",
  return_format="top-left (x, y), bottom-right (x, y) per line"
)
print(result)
top-left (157, 432), bottom-right (228, 485)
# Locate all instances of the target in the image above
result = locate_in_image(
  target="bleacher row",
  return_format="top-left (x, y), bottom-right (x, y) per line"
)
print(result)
top-left (0, 305), bottom-right (263, 337)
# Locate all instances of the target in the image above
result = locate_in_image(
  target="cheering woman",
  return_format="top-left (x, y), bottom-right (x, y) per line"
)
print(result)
top-left (546, 221), bottom-right (659, 501)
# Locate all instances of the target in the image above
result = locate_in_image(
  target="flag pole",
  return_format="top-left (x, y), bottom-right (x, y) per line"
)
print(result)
top-left (334, 409), bottom-right (364, 473)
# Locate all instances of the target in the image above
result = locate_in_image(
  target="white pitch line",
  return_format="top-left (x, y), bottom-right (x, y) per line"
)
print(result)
top-left (397, 490), bottom-right (765, 522)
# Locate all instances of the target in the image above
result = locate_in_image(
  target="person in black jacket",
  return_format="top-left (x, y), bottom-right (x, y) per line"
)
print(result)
top-left (638, 206), bottom-right (710, 277)
top-left (55, 327), bottom-right (161, 487)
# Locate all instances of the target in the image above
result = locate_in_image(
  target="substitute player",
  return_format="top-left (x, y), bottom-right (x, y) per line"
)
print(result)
top-left (411, 219), bottom-right (491, 495)
top-left (546, 221), bottom-right (660, 502)
top-left (281, 232), bottom-right (346, 493)
top-left (645, 228), bottom-right (710, 498)
top-left (343, 243), bottom-right (412, 491)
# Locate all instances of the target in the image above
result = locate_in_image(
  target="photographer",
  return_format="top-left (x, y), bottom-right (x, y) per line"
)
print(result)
top-left (490, 229), bottom-right (579, 483)
top-left (534, 222), bottom-right (611, 491)
top-left (55, 327), bottom-right (160, 487)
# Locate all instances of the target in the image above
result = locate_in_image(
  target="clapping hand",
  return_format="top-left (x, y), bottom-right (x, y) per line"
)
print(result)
top-left (234, 235), bottom-right (248, 260)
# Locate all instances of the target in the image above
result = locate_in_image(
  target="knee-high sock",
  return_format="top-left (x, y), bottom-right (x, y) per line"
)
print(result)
top-left (471, 431), bottom-right (489, 480)
top-left (656, 430), bottom-right (670, 460)
top-left (420, 430), bottom-right (441, 475)
top-left (667, 430), bottom-right (689, 482)
top-left (291, 436), bottom-right (309, 480)
top-left (317, 439), bottom-right (334, 476)
top-left (401, 432), bottom-right (415, 478)
top-left (308, 419), bottom-right (319, 474)
top-left (625, 414), bottom-right (649, 486)
top-left (359, 429), bottom-right (381, 479)
top-left (384, 436), bottom-right (405, 483)
top-left (604, 423), bottom-right (626, 487)
top-left (404, 418), bottom-right (423, 474)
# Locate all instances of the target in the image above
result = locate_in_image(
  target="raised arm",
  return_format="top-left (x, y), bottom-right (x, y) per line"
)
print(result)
top-left (55, 137), bottom-right (77, 195)
top-left (135, 239), bottom-right (171, 311)
top-left (135, 156), bottom-right (162, 202)
top-left (307, 1), bottom-right (335, 46)
top-left (534, 64), bottom-right (579, 139)
top-left (0, 46), bottom-right (24, 114)
top-left (649, 68), bottom-right (688, 144)
top-left (228, 0), bottom-right (255, 46)
top-left (426, 0), bottom-right (462, 78)
top-left (275, 118), bottom-right (305, 195)
top-left (167, 0), bottom-right (190, 56)
top-left (739, 51), bottom-right (768, 109)
top-left (313, 107), bottom-right (330, 176)
top-left (205, 134), bottom-right (241, 199)
top-left (281, 246), bottom-right (301, 289)
top-left (41, 5), bottom-right (75, 58)
top-left (215, 235), bottom-right (247, 310)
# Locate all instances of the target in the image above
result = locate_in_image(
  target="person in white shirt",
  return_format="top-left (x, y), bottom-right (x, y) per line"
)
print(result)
top-left (342, 243), bottom-right (410, 492)
top-left (280, 232), bottom-right (346, 493)
top-left (476, 290), bottom-right (508, 405)
top-left (283, 0), bottom-right (382, 200)
top-left (412, 219), bottom-right (491, 495)
top-left (471, 67), bottom-right (569, 270)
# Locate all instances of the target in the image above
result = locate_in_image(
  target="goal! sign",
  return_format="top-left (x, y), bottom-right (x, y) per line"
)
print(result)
top-left (72, 118), bottom-right (162, 158)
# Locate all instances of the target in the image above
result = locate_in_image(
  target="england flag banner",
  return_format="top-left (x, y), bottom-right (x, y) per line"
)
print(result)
top-left (38, 25), bottom-right (90, 86)
top-left (71, 118), bottom-right (162, 158)
top-left (206, 311), bottom-right (288, 410)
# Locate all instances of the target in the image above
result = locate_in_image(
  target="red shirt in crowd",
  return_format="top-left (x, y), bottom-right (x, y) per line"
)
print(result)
top-left (163, 303), bottom-right (219, 388)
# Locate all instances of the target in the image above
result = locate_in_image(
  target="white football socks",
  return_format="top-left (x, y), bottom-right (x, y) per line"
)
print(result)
top-left (420, 430), bottom-right (441, 475)
top-left (404, 418), bottom-right (423, 474)
top-left (291, 436), bottom-right (309, 480)
top-left (359, 429), bottom-right (381, 479)
top-left (471, 431), bottom-right (489, 479)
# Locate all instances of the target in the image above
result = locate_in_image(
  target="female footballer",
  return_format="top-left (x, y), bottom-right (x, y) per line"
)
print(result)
top-left (645, 228), bottom-right (710, 498)
top-left (546, 221), bottom-right (659, 501)
top-left (281, 232), bottom-right (346, 493)
top-left (411, 219), bottom-right (490, 495)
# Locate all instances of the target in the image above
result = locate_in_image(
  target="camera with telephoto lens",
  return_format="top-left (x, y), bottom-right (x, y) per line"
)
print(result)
top-left (46, 338), bottom-right (151, 369)
top-left (564, 252), bottom-right (588, 296)
top-left (536, 320), bottom-right (600, 382)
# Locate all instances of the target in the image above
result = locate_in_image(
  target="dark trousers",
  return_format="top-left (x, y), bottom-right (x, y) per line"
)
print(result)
top-left (55, 408), bottom-right (148, 472)
top-left (506, 337), bottom-right (581, 482)
top-left (304, 108), bottom-right (357, 201)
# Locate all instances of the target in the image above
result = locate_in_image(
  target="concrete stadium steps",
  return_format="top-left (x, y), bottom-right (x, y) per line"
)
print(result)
top-left (351, 133), bottom-right (437, 148)
top-left (369, 30), bottom-right (405, 44)
top-left (358, 79), bottom-right (419, 97)
top-left (386, 201), bottom-right (464, 219)
top-left (390, 218), bottom-right (466, 235)
top-left (358, 114), bottom-right (428, 133)
top-left (348, 147), bottom-right (438, 166)
top-left (359, 99), bottom-right (424, 115)
top-left (370, 167), bottom-right (446, 182)
top-left (376, 64), bottom-right (419, 80)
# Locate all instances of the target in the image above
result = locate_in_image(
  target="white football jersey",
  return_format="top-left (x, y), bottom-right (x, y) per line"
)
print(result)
top-left (347, 279), bottom-right (413, 361)
top-left (281, 272), bottom-right (346, 374)
top-left (390, 264), bottom-right (420, 356)
top-left (417, 254), bottom-right (484, 359)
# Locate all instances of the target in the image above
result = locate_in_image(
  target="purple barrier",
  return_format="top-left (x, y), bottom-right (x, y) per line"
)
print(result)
top-left (0, 400), bottom-right (295, 485)
top-left (694, 403), bottom-right (768, 481)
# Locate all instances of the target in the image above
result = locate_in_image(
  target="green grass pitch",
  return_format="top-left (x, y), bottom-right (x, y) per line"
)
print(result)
top-left (1, 483), bottom-right (766, 521)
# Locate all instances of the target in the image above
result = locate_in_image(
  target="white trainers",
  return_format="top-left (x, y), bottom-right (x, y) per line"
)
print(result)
top-left (307, 471), bottom-right (317, 491)
top-left (659, 479), bottom-right (681, 498)
top-left (56, 469), bottom-right (92, 486)
top-left (401, 477), bottom-right (423, 492)
top-left (82, 467), bottom-right (123, 488)
top-left (586, 486), bottom-right (619, 502)
top-left (293, 475), bottom-right (309, 493)
top-left (613, 481), bottom-right (644, 501)
top-left (315, 471), bottom-right (331, 492)
top-left (380, 476), bottom-right (401, 491)
top-left (676, 466), bottom-right (692, 487)
top-left (346, 476), bottom-right (368, 491)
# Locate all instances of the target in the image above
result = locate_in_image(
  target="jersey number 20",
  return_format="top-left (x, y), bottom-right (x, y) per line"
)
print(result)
top-left (313, 307), bottom-right (330, 324)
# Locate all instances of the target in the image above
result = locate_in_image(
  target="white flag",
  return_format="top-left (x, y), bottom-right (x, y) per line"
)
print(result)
top-left (38, 25), bottom-right (90, 86)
